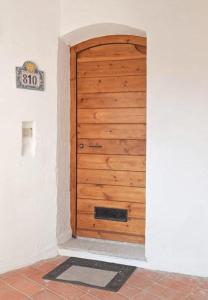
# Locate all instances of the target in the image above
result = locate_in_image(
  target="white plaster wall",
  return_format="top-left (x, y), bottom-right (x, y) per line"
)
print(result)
top-left (59, 0), bottom-right (208, 277)
top-left (0, 0), bottom-right (59, 273)
top-left (56, 39), bottom-right (71, 244)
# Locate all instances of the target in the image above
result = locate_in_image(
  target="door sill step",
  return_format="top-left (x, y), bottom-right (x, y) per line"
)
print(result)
top-left (58, 237), bottom-right (147, 268)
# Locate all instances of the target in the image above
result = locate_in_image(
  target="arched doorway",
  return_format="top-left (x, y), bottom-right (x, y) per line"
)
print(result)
top-left (70, 35), bottom-right (146, 244)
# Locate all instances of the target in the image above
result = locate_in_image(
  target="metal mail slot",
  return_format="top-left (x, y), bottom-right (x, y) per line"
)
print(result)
top-left (94, 207), bottom-right (128, 222)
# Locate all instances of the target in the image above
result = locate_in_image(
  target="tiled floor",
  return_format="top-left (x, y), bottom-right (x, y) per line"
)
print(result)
top-left (0, 256), bottom-right (208, 299)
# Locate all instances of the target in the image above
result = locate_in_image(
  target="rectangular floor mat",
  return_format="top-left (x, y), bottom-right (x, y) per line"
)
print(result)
top-left (43, 257), bottom-right (136, 292)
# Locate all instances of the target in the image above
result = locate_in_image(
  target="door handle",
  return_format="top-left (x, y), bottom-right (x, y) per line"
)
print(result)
top-left (89, 144), bottom-right (102, 148)
top-left (79, 143), bottom-right (103, 149)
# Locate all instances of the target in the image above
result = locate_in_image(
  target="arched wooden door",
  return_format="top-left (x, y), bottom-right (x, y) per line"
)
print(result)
top-left (70, 35), bottom-right (146, 244)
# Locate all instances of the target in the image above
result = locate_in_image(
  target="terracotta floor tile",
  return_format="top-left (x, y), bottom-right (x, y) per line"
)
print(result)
top-left (73, 284), bottom-right (93, 293)
top-left (88, 288), bottom-right (128, 300)
top-left (0, 284), bottom-right (29, 300)
top-left (137, 269), bottom-right (167, 282)
top-left (2, 273), bottom-right (24, 284)
top-left (77, 293), bottom-right (99, 300)
top-left (132, 289), bottom-right (162, 300)
top-left (127, 272), bottom-right (154, 289)
top-left (45, 280), bottom-right (86, 299)
top-left (170, 274), bottom-right (200, 288)
top-left (21, 267), bottom-right (41, 278)
top-left (199, 279), bottom-right (208, 290)
top-left (6, 275), bottom-right (44, 296)
top-left (0, 256), bottom-right (208, 300)
top-left (23, 269), bottom-right (49, 286)
top-left (149, 282), bottom-right (184, 299)
top-left (50, 256), bottom-right (68, 265)
top-left (118, 284), bottom-right (142, 298)
top-left (0, 269), bottom-right (23, 281)
top-left (32, 261), bottom-right (59, 274)
top-left (32, 256), bottom-right (66, 270)
top-left (189, 288), bottom-right (208, 300)
top-left (33, 289), bottom-right (64, 299)
top-left (158, 276), bottom-right (196, 296)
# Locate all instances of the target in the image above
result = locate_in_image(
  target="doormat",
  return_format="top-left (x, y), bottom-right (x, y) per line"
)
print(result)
top-left (43, 257), bottom-right (136, 292)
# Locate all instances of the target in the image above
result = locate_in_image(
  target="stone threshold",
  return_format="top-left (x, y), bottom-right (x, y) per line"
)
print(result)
top-left (58, 237), bottom-right (147, 268)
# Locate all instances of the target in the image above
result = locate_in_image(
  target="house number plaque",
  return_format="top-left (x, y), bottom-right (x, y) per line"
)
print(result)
top-left (16, 61), bottom-right (44, 91)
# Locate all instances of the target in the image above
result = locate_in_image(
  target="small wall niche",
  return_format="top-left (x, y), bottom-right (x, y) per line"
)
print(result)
top-left (22, 121), bottom-right (36, 156)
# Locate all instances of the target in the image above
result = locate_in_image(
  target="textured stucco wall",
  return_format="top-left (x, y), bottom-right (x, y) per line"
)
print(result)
top-left (56, 39), bottom-right (71, 244)
top-left (58, 0), bottom-right (208, 277)
top-left (0, 0), bottom-right (59, 273)
top-left (1, 0), bottom-right (208, 277)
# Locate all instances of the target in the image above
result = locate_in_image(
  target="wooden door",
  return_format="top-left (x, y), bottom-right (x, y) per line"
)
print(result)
top-left (70, 36), bottom-right (146, 244)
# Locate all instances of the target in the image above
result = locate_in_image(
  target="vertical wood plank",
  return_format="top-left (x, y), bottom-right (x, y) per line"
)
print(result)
top-left (70, 46), bottom-right (77, 236)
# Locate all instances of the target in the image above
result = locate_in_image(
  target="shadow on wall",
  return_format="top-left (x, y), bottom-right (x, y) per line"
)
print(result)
top-left (62, 22), bottom-right (146, 46)
top-left (56, 22), bottom-right (146, 245)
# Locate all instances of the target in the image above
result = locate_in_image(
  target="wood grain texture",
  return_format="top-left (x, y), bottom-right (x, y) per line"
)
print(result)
top-left (77, 169), bottom-right (145, 187)
top-left (77, 92), bottom-right (146, 108)
top-left (77, 199), bottom-right (145, 218)
top-left (77, 58), bottom-right (146, 77)
top-left (77, 213), bottom-right (145, 236)
top-left (77, 229), bottom-right (145, 244)
top-left (70, 47), bottom-right (77, 236)
top-left (77, 139), bottom-right (146, 155)
top-left (78, 108), bottom-right (146, 124)
top-left (78, 43), bottom-right (146, 62)
top-left (77, 184), bottom-right (145, 202)
top-left (73, 35), bottom-right (146, 53)
top-left (70, 35), bottom-right (146, 243)
top-left (77, 154), bottom-right (146, 171)
top-left (77, 123), bottom-right (146, 139)
top-left (78, 76), bottom-right (146, 93)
